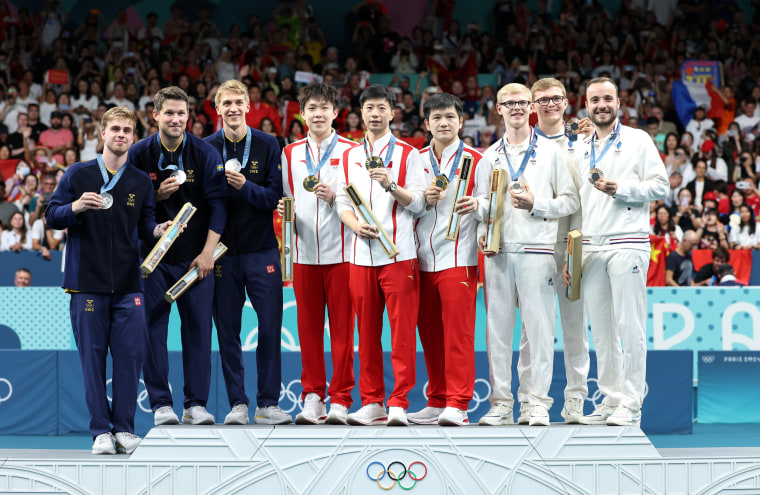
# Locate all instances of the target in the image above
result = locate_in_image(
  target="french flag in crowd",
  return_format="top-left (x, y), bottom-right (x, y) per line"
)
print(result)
top-left (671, 61), bottom-right (721, 127)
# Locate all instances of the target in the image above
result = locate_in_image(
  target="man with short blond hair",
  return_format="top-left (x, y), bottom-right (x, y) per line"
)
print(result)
top-left (47, 106), bottom-right (171, 455)
top-left (205, 78), bottom-right (289, 425)
top-left (477, 83), bottom-right (579, 427)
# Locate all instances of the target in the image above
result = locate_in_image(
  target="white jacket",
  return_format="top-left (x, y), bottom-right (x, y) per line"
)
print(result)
top-left (281, 131), bottom-right (358, 265)
top-left (575, 122), bottom-right (669, 251)
top-left (335, 132), bottom-right (426, 266)
top-left (476, 130), bottom-right (580, 254)
top-left (415, 140), bottom-right (491, 271)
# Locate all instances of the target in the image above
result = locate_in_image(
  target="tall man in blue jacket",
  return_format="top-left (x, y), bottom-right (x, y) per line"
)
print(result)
top-left (47, 107), bottom-right (172, 455)
top-left (128, 86), bottom-right (228, 426)
top-left (205, 80), bottom-right (290, 425)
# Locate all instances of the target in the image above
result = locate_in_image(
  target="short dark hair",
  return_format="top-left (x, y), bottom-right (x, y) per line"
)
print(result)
top-left (713, 246), bottom-right (730, 262)
top-left (360, 84), bottom-right (396, 108)
top-left (422, 93), bottom-right (463, 120)
top-left (586, 76), bottom-right (618, 97)
top-left (154, 86), bottom-right (189, 113)
top-left (298, 83), bottom-right (339, 110)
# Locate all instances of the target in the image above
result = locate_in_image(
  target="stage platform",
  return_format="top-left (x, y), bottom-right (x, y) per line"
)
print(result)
top-left (0, 425), bottom-right (759, 494)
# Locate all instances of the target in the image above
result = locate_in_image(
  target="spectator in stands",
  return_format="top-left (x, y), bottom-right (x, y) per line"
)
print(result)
top-left (666, 171), bottom-right (683, 208)
top-left (286, 119), bottom-right (304, 144)
top-left (651, 204), bottom-right (683, 248)
top-left (0, 211), bottom-right (32, 251)
top-left (13, 173), bottom-right (39, 224)
top-left (245, 85), bottom-right (282, 134)
top-left (728, 204), bottom-right (759, 250)
top-left (717, 263), bottom-right (744, 286)
top-left (685, 106), bottom-right (713, 154)
top-left (14, 268), bottom-right (31, 287)
top-left (26, 105), bottom-right (47, 143)
top-left (7, 113), bottom-right (31, 159)
top-left (734, 97), bottom-right (760, 135)
top-left (697, 207), bottom-right (729, 251)
top-left (693, 246), bottom-right (730, 286)
top-left (77, 118), bottom-right (101, 162)
top-left (685, 158), bottom-right (714, 210)
top-left (700, 140), bottom-right (728, 183)
top-left (0, 182), bottom-right (19, 227)
top-left (665, 230), bottom-right (697, 287)
top-left (341, 110), bottom-right (365, 142)
top-left (662, 133), bottom-right (680, 168)
top-left (38, 112), bottom-right (74, 166)
top-left (31, 205), bottom-right (63, 260)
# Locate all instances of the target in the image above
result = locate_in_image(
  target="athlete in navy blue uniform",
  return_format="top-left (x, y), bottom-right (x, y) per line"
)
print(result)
top-left (204, 80), bottom-right (290, 425)
top-left (128, 87), bottom-right (228, 426)
top-left (46, 107), bottom-right (172, 455)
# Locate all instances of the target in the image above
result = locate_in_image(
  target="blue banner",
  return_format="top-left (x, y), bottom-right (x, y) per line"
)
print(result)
top-left (0, 350), bottom-right (57, 434)
top-left (698, 351), bottom-right (760, 423)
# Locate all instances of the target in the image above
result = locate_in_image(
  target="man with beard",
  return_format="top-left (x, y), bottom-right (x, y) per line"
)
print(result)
top-left (477, 83), bottom-right (579, 427)
top-left (563, 77), bottom-right (668, 426)
top-left (38, 111), bottom-right (74, 165)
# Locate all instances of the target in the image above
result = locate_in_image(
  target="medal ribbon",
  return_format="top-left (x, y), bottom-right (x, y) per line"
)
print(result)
top-left (534, 123), bottom-right (577, 142)
top-left (501, 129), bottom-right (537, 182)
top-left (305, 131), bottom-right (339, 176)
top-left (364, 134), bottom-right (396, 167)
top-left (96, 154), bottom-right (127, 194)
top-left (429, 140), bottom-right (464, 183)
top-left (222, 127), bottom-right (252, 170)
top-left (589, 120), bottom-right (621, 171)
top-left (156, 132), bottom-right (186, 172)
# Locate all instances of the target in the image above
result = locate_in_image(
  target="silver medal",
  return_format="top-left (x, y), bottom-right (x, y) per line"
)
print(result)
top-left (100, 192), bottom-right (113, 210)
top-left (225, 159), bottom-right (242, 173)
top-left (171, 170), bottom-right (187, 184)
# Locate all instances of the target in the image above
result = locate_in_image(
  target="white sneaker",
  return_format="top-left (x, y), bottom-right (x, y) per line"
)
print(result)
top-left (296, 393), bottom-right (327, 425)
top-left (407, 406), bottom-right (444, 425)
top-left (561, 398), bottom-right (584, 424)
top-left (528, 404), bottom-right (550, 426)
top-left (579, 403), bottom-right (617, 425)
top-left (347, 403), bottom-right (388, 426)
top-left (516, 402), bottom-right (530, 425)
top-left (114, 432), bottom-right (141, 454)
top-left (92, 433), bottom-right (116, 455)
top-left (154, 406), bottom-right (179, 426)
top-left (224, 403), bottom-right (249, 425)
top-left (438, 407), bottom-right (469, 426)
top-left (182, 405), bottom-right (215, 425)
top-left (326, 404), bottom-right (349, 425)
top-left (254, 405), bottom-right (292, 425)
top-left (606, 405), bottom-right (642, 426)
top-left (478, 402), bottom-right (514, 426)
top-left (387, 407), bottom-right (408, 426)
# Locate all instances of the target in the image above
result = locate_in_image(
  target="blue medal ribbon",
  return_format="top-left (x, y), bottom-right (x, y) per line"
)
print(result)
top-left (156, 132), bottom-right (186, 172)
top-left (589, 120), bottom-right (621, 171)
top-left (305, 132), bottom-right (339, 176)
top-left (429, 140), bottom-right (464, 183)
top-left (364, 134), bottom-right (396, 167)
top-left (96, 154), bottom-right (127, 194)
top-left (221, 127), bottom-right (252, 170)
top-left (534, 123), bottom-right (577, 142)
top-left (501, 129), bottom-right (537, 182)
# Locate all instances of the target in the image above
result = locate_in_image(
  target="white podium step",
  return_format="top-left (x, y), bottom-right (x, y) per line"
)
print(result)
top-left (0, 425), bottom-right (759, 494)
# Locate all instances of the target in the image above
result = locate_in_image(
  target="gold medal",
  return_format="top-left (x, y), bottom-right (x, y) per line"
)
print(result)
top-left (589, 168), bottom-right (604, 184)
top-left (303, 175), bottom-right (319, 192)
top-left (434, 174), bottom-right (448, 190)
top-left (365, 156), bottom-right (383, 169)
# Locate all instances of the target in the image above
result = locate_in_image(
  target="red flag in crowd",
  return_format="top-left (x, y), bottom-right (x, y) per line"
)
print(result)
top-left (647, 234), bottom-right (670, 286)
top-left (426, 52), bottom-right (477, 93)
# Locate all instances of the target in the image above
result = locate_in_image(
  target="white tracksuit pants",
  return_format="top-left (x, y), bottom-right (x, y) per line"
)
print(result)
top-left (581, 249), bottom-right (649, 411)
top-left (516, 245), bottom-right (590, 405)
top-left (484, 251), bottom-right (557, 409)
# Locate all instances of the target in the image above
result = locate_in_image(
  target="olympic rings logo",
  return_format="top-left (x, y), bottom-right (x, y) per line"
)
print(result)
top-left (366, 461), bottom-right (428, 490)
top-left (586, 377), bottom-right (649, 407)
top-left (106, 378), bottom-right (172, 414)
top-left (0, 378), bottom-right (12, 404)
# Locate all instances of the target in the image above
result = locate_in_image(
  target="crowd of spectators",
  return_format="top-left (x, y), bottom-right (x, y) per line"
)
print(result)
top-left (0, 0), bottom-right (758, 285)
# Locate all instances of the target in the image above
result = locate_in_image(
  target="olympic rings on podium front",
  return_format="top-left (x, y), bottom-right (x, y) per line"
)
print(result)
top-left (366, 461), bottom-right (428, 490)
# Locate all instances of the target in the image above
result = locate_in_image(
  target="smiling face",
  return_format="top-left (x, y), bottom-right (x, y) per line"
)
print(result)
top-left (301, 98), bottom-right (338, 140)
top-left (216, 89), bottom-right (250, 131)
top-left (154, 99), bottom-right (188, 142)
top-left (425, 105), bottom-right (462, 148)
top-left (496, 86), bottom-right (532, 132)
top-left (586, 81), bottom-right (620, 129)
top-left (361, 97), bottom-right (393, 135)
top-left (532, 87), bottom-right (567, 129)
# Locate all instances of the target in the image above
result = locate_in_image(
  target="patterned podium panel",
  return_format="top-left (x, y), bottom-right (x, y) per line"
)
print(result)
top-left (1, 426), bottom-right (760, 494)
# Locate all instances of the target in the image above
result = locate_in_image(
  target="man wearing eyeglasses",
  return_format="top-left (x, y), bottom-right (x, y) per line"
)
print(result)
top-left (504, 78), bottom-right (590, 426)
top-left (476, 83), bottom-right (579, 427)
top-left (562, 77), bottom-right (668, 427)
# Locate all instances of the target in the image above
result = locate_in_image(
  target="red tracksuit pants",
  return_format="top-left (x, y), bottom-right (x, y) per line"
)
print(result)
top-left (293, 262), bottom-right (355, 408)
top-left (350, 260), bottom-right (419, 409)
top-left (417, 266), bottom-right (477, 410)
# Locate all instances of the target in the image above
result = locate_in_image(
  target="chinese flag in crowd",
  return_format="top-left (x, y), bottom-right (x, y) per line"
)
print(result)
top-left (647, 235), bottom-right (670, 286)
top-left (426, 52), bottom-right (477, 93)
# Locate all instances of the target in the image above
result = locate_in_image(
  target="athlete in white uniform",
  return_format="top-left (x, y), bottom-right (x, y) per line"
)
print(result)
top-left (477, 83), bottom-right (579, 426)
top-left (407, 92), bottom-right (491, 426)
top-left (279, 83), bottom-right (357, 425)
top-left (563, 77), bottom-right (668, 426)
top-left (512, 78), bottom-right (590, 425)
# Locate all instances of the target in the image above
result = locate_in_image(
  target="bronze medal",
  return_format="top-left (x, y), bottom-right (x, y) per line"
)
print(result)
top-left (509, 181), bottom-right (526, 195)
top-left (589, 168), bottom-right (604, 184)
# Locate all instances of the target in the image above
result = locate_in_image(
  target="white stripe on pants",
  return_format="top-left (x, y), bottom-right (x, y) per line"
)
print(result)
top-left (581, 249), bottom-right (649, 411)
top-left (484, 252), bottom-right (557, 409)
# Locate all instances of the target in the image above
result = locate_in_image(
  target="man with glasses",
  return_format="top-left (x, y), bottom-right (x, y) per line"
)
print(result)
top-left (476, 83), bottom-right (579, 426)
top-left (505, 78), bottom-right (590, 425)
top-left (562, 77), bottom-right (668, 426)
